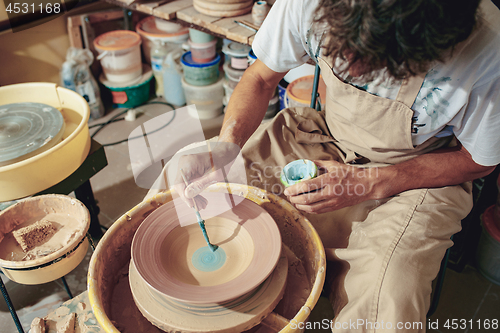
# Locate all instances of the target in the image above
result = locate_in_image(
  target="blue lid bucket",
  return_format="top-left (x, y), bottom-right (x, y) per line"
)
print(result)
top-left (181, 51), bottom-right (220, 86)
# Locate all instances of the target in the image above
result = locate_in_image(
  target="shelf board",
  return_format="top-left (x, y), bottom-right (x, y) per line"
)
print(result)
top-left (136, 0), bottom-right (174, 15)
top-left (102, 0), bottom-right (257, 45)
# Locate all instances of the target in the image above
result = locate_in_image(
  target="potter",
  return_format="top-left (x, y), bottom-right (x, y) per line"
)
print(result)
top-left (169, 0), bottom-right (500, 330)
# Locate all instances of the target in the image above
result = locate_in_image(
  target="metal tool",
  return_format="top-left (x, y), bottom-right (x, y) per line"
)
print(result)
top-left (234, 20), bottom-right (258, 32)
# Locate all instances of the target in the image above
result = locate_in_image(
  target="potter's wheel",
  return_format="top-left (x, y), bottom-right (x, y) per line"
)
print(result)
top-left (0, 103), bottom-right (65, 167)
top-left (130, 192), bottom-right (285, 332)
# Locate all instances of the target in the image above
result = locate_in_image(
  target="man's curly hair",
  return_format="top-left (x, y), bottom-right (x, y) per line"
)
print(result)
top-left (314, 0), bottom-right (481, 79)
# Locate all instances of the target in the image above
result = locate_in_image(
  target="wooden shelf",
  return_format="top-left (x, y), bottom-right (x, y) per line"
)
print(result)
top-left (101, 0), bottom-right (257, 45)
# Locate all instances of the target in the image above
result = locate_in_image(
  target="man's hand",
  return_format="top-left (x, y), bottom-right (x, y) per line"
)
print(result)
top-left (283, 143), bottom-right (496, 214)
top-left (283, 160), bottom-right (381, 214)
top-left (173, 151), bottom-right (213, 210)
top-left (173, 142), bottom-right (241, 209)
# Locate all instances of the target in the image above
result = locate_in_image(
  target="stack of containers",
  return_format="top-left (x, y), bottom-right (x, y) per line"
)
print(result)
top-left (222, 42), bottom-right (278, 119)
top-left (94, 30), bottom-right (153, 108)
top-left (135, 16), bottom-right (189, 104)
top-left (181, 29), bottom-right (223, 119)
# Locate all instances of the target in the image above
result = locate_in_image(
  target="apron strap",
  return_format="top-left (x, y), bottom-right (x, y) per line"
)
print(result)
top-left (395, 71), bottom-right (426, 108)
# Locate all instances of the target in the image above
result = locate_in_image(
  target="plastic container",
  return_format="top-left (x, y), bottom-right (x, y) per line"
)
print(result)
top-left (100, 64), bottom-right (153, 108)
top-left (278, 79), bottom-right (288, 111)
top-left (285, 75), bottom-right (327, 108)
top-left (476, 205), bottom-right (500, 285)
top-left (181, 51), bottom-right (220, 86)
top-left (283, 63), bottom-right (315, 83)
top-left (248, 49), bottom-right (257, 66)
top-left (163, 47), bottom-right (186, 106)
top-left (136, 16), bottom-right (189, 65)
top-left (222, 79), bottom-right (234, 100)
top-left (189, 28), bottom-right (214, 43)
top-left (223, 42), bottom-right (251, 70)
top-left (278, 64), bottom-right (316, 111)
top-left (60, 47), bottom-right (104, 120)
top-left (223, 61), bottom-right (246, 89)
top-left (94, 30), bottom-right (142, 83)
top-left (182, 75), bottom-right (224, 119)
top-left (222, 80), bottom-right (278, 119)
top-left (265, 94), bottom-right (279, 119)
top-left (150, 40), bottom-right (171, 97)
top-left (188, 39), bottom-right (217, 63)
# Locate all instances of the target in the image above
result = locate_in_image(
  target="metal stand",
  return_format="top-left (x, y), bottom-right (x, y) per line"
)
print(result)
top-left (74, 180), bottom-right (103, 240)
top-left (0, 139), bottom-right (107, 332)
top-left (0, 277), bottom-right (24, 333)
top-left (61, 276), bottom-right (73, 299)
top-left (36, 139), bottom-right (108, 240)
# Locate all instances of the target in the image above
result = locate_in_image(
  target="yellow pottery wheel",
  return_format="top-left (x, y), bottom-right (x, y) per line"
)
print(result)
top-left (0, 83), bottom-right (90, 201)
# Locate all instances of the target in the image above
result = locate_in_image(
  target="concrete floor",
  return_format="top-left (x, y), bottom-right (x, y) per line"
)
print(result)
top-left (1, 101), bottom-right (499, 332)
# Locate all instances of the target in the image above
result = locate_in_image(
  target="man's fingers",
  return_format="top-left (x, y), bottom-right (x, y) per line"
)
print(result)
top-left (184, 169), bottom-right (225, 199)
top-left (284, 177), bottom-right (324, 196)
top-left (194, 195), bottom-right (208, 210)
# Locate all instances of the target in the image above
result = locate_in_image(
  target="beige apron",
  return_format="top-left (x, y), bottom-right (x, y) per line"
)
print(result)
top-left (241, 56), bottom-right (473, 332)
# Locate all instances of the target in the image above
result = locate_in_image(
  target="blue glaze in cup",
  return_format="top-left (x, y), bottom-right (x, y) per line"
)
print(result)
top-left (280, 159), bottom-right (318, 187)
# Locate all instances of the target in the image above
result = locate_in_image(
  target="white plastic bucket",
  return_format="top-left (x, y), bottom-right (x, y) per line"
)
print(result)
top-left (223, 61), bottom-right (245, 89)
top-left (136, 16), bottom-right (189, 65)
top-left (182, 75), bottom-right (224, 119)
top-left (94, 30), bottom-right (142, 83)
top-left (285, 75), bottom-right (327, 109)
top-left (222, 42), bottom-right (251, 70)
top-left (188, 39), bottom-right (217, 63)
top-left (248, 49), bottom-right (257, 65)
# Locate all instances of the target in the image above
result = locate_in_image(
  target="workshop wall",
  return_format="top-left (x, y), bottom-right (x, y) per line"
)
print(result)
top-left (0, 2), bottom-right (114, 86)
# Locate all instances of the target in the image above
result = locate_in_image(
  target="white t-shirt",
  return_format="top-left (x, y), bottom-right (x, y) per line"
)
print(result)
top-left (252, 0), bottom-right (500, 166)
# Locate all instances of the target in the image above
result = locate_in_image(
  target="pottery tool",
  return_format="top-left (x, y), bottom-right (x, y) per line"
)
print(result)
top-left (180, 169), bottom-right (218, 252)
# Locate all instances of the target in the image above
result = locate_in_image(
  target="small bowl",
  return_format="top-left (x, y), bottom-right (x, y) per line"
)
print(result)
top-left (0, 194), bottom-right (90, 285)
top-left (280, 159), bottom-right (318, 187)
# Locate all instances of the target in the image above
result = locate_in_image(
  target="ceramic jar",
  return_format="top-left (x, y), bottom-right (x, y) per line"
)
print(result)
top-left (252, 1), bottom-right (270, 27)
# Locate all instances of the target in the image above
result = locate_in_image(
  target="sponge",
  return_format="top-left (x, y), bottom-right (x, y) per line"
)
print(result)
top-left (13, 219), bottom-right (56, 252)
